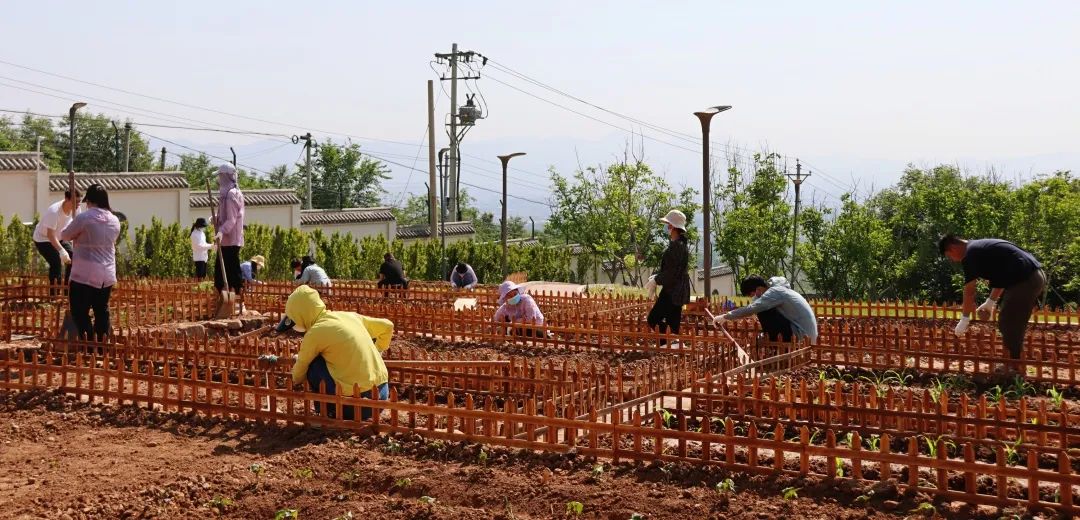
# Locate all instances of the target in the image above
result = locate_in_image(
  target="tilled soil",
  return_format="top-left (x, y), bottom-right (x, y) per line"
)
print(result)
top-left (0, 389), bottom-right (1028, 520)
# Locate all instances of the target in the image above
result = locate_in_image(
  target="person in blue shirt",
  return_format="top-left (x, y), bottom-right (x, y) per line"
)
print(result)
top-left (714, 275), bottom-right (818, 345)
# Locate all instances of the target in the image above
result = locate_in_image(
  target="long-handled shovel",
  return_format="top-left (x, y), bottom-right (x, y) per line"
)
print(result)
top-left (207, 179), bottom-right (236, 318)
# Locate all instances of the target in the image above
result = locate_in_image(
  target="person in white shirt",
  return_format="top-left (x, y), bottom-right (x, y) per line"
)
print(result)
top-left (33, 189), bottom-right (80, 291)
top-left (189, 218), bottom-right (214, 280)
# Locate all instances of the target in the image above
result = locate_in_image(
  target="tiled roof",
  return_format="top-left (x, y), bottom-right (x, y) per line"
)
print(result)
top-left (300, 207), bottom-right (395, 225)
top-left (696, 265), bottom-right (735, 278)
top-left (396, 221), bottom-right (474, 239)
top-left (0, 152), bottom-right (46, 171)
top-left (49, 173), bottom-right (189, 192)
top-left (191, 189), bottom-right (300, 208)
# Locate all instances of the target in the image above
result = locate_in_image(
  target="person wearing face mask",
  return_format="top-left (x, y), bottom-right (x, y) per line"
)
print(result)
top-left (714, 275), bottom-right (818, 345)
top-left (292, 255), bottom-right (331, 287)
top-left (645, 210), bottom-right (692, 339)
top-left (212, 163), bottom-right (245, 313)
top-left (493, 281), bottom-right (544, 337)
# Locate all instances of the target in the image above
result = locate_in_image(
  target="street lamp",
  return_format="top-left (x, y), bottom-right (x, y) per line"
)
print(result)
top-left (498, 152), bottom-right (526, 278)
top-left (693, 105), bottom-right (731, 300)
top-left (68, 102), bottom-right (87, 200)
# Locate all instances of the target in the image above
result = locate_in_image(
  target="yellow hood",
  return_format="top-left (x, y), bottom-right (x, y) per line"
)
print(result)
top-left (286, 285), bottom-right (325, 331)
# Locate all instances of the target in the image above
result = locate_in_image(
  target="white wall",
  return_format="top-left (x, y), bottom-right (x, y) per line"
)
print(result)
top-left (301, 220), bottom-right (396, 241)
top-left (2, 171), bottom-right (39, 223)
top-left (190, 204), bottom-right (300, 231)
top-left (99, 189), bottom-right (188, 233)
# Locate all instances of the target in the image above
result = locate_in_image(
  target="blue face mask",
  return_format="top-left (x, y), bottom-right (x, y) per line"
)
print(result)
top-left (508, 294), bottom-right (523, 305)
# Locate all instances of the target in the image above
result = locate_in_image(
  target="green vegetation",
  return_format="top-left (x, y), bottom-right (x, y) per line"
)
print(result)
top-left (781, 487), bottom-right (799, 500)
top-left (565, 501), bottom-right (584, 516)
top-left (715, 478), bottom-right (736, 494)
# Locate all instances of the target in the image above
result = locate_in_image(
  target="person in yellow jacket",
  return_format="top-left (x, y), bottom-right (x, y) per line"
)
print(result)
top-left (285, 285), bottom-right (393, 420)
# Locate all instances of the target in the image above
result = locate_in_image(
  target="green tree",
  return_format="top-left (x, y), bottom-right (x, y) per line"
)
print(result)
top-left (0, 113), bottom-right (63, 170)
top-left (57, 113), bottom-right (155, 172)
top-left (547, 158), bottom-right (698, 285)
top-left (713, 152), bottom-right (793, 284)
top-left (799, 194), bottom-right (892, 299)
top-left (303, 141), bottom-right (389, 209)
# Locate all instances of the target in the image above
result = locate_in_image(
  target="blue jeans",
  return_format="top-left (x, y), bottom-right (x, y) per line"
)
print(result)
top-left (306, 355), bottom-right (389, 421)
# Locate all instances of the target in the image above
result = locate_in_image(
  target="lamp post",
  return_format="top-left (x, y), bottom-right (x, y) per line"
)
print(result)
top-left (438, 147), bottom-right (450, 276)
top-left (498, 152), bottom-right (526, 278)
top-left (68, 102), bottom-right (87, 200)
top-left (693, 105), bottom-right (731, 300)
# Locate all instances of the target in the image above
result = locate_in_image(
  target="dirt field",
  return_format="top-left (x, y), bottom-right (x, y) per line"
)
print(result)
top-left (2, 388), bottom-right (1026, 520)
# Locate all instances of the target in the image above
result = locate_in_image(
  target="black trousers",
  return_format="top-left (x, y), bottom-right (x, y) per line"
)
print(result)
top-left (69, 281), bottom-right (113, 342)
top-left (193, 261), bottom-right (207, 279)
top-left (647, 290), bottom-right (683, 336)
top-left (35, 241), bottom-right (72, 289)
top-left (214, 246), bottom-right (243, 292)
top-left (757, 307), bottom-right (794, 342)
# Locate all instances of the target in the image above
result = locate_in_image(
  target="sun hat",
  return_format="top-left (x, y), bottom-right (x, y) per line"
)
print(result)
top-left (250, 255), bottom-right (266, 269)
top-left (498, 280), bottom-right (523, 304)
top-left (660, 209), bottom-right (687, 231)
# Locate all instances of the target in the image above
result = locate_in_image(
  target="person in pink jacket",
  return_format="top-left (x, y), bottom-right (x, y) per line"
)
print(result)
top-left (213, 164), bottom-right (245, 301)
top-left (60, 184), bottom-right (121, 341)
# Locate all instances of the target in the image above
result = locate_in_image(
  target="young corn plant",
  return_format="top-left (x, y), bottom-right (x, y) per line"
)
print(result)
top-left (834, 458), bottom-right (845, 478)
top-left (274, 510), bottom-right (299, 520)
top-left (987, 385), bottom-right (1007, 405)
top-left (1006, 376), bottom-right (1034, 400)
top-left (419, 496), bottom-right (436, 506)
top-left (922, 435), bottom-right (957, 458)
top-left (715, 478), bottom-right (736, 494)
top-left (910, 502), bottom-right (936, 516)
top-left (208, 497), bottom-right (235, 511)
top-left (928, 378), bottom-right (947, 404)
top-left (294, 468), bottom-right (314, 482)
top-left (477, 448), bottom-right (489, 465)
top-left (565, 501), bottom-right (584, 516)
top-left (589, 463), bottom-right (605, 482)
top-left (658, 408), bottom-right (675, 428)
top-left (781, 487), bottom-right (799, 500)
top-left (1046, 386), bottom-right (1065, 410)
top-left (392, 477), bottom-right (412, 491)
top-left (1003, 436), bottom-right (1024, 466)
top-left (865, 434), bottom-right (881, 452)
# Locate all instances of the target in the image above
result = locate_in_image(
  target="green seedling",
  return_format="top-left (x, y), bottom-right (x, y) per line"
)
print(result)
top-left (274, 510), bottom-right (299, 520)
top-left (419, 496), bottom-right (436, 505)
top-left (715, 478), bottom-right (736, 494)
top-left (427, 440), bottom-right (444, 450)
top-left (843, 431), bottom-right (856, 448)
top-left (249, 463), bottom-right (265, 484)
top-left (590, 463), bottom-right (604, 481)
top-left (808, 428), bottom-right (822, 445)
top-left (392, 477), bottom-right (412, 490)
top-left (658, 408), bottom-right (675, 428)
top-left (834, 458), bottom-right (845, 478)
top-left (630, 514), bottom-right (645, 520)
top-left (565, 501), bottom-right (584, 516)
top-left (1003, 436), bottom-right (1024, 466)
top-left (383, 438), bottom-right (402, 454)
top-left (478, 448), bottom-right (489, 465)
top-left (1006, 375), bottom-right (1034, 399)
top-left (781, 487), bottom-right (799, 500)
top-left (208, 496), bottom-right (235, 510)
top-left (1046, 386), bottom-right (1065, 410)
top-left (865, 434), bottom-right (881, 452)
top-left (922, 435), bottom-right (956, 458)
top-left (910, 502), bottom-right (936, 515)
top-left (987, 385), bottom-right (1006, 404)
top-left (295, 468), bottom-right (314, 481)
top-left (853, 494), bottom-right (870, 506)
top-left (929, 378), bottom-right (947, 404)
top-left (339, 470), bottom-right (361, 489)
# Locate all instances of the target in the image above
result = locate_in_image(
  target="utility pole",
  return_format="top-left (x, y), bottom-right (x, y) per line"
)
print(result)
top-left (122, 122), bottom-right (131, 172)
top-left (111, 121), bottom-right (121, 172)
top-left (159, 147), bottom-right (166, 171)
top-left (295, 133), bottom-right (314, 209)
top-left (786, 160), bottom-right (810, 285)
top-left (434, 43), bottom-right (482, 222)
top-left (230, 147), bottom-right (237, 167)
top-left (438, 147), bottom-right (449, 276)
top-left (427, 80), bottom-right (438, 238)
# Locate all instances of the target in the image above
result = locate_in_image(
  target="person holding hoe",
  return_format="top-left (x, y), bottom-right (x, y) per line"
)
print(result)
top-left (211, 164), bottom-right (245, 317)
top-left (33, 188), bottom-right (80, 294)
top-left (938, 234), bottom-right (1045, 376)
top-left (713, 275), bottom-right (819, 345)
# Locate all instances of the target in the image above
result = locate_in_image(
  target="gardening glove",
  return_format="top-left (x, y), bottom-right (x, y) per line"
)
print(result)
top-left (976, 297), bottom-right (996, 321)
top-left (58, 248), bottom-right (71, 264)
top-left (713, 313), bottom-right (730, 327)
top-left (954, 314), bottom-right (971, 336)
top-left (644, 275), bottom-right (658, 299)
top-left (214, 232), bottom-right (223, 243)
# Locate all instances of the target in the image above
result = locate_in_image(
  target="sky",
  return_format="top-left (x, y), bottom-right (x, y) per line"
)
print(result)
top-left (2, 1), bottom-right (1079, 218)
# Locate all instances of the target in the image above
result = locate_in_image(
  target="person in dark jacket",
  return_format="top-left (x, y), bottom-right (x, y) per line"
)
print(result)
top-left (645, 209), bottom-right (691, 338)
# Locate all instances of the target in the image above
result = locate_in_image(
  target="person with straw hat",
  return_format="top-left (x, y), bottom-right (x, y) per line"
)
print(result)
top-left (240, 254), bottom-right (266, 285)
top-left (645, 209), bottom-right (691, 341)
top-left (493, 280), bottom-right (545, 337)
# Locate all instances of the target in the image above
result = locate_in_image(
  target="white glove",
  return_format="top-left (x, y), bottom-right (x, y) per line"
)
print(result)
top-left (58, 248), bottom-right (71, 264)
top-left (954, 315), bottom-right (971, 336)
top-left (644, 275), bottom-right (657, 298)
top-left (976, 298), bottom-right (996, 320)
top-left (713, 313), bottom-right (730, 327)
top-left (214, 232), bottom-right (223, 242)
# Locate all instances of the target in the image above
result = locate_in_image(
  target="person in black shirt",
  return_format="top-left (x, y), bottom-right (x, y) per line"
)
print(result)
top-left (645, 210), bottom-right (691, 340)
top-left (377, 252), bottom-right (409, 289)
top-left (938, 234), bottom-right (1046, 374)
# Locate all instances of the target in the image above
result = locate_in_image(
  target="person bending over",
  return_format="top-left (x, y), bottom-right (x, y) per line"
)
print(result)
top-left (714, 275), bottom-right (818, 345)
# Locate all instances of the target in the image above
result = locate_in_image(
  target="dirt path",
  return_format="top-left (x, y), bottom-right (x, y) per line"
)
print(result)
top-left (0, 390), bottom-right (969, 520)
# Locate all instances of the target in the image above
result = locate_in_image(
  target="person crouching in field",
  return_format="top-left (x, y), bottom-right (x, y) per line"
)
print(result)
top-left (285, 285), bottom-right (392, 420)
top-left (33, 188), bottom-right (79, 293)
top-left (493, 281), bottom-right (545, 337)
top-left (938, 234), bottom-right (1046, 376)
top-left (713, 275), bottom-right (819, 346)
